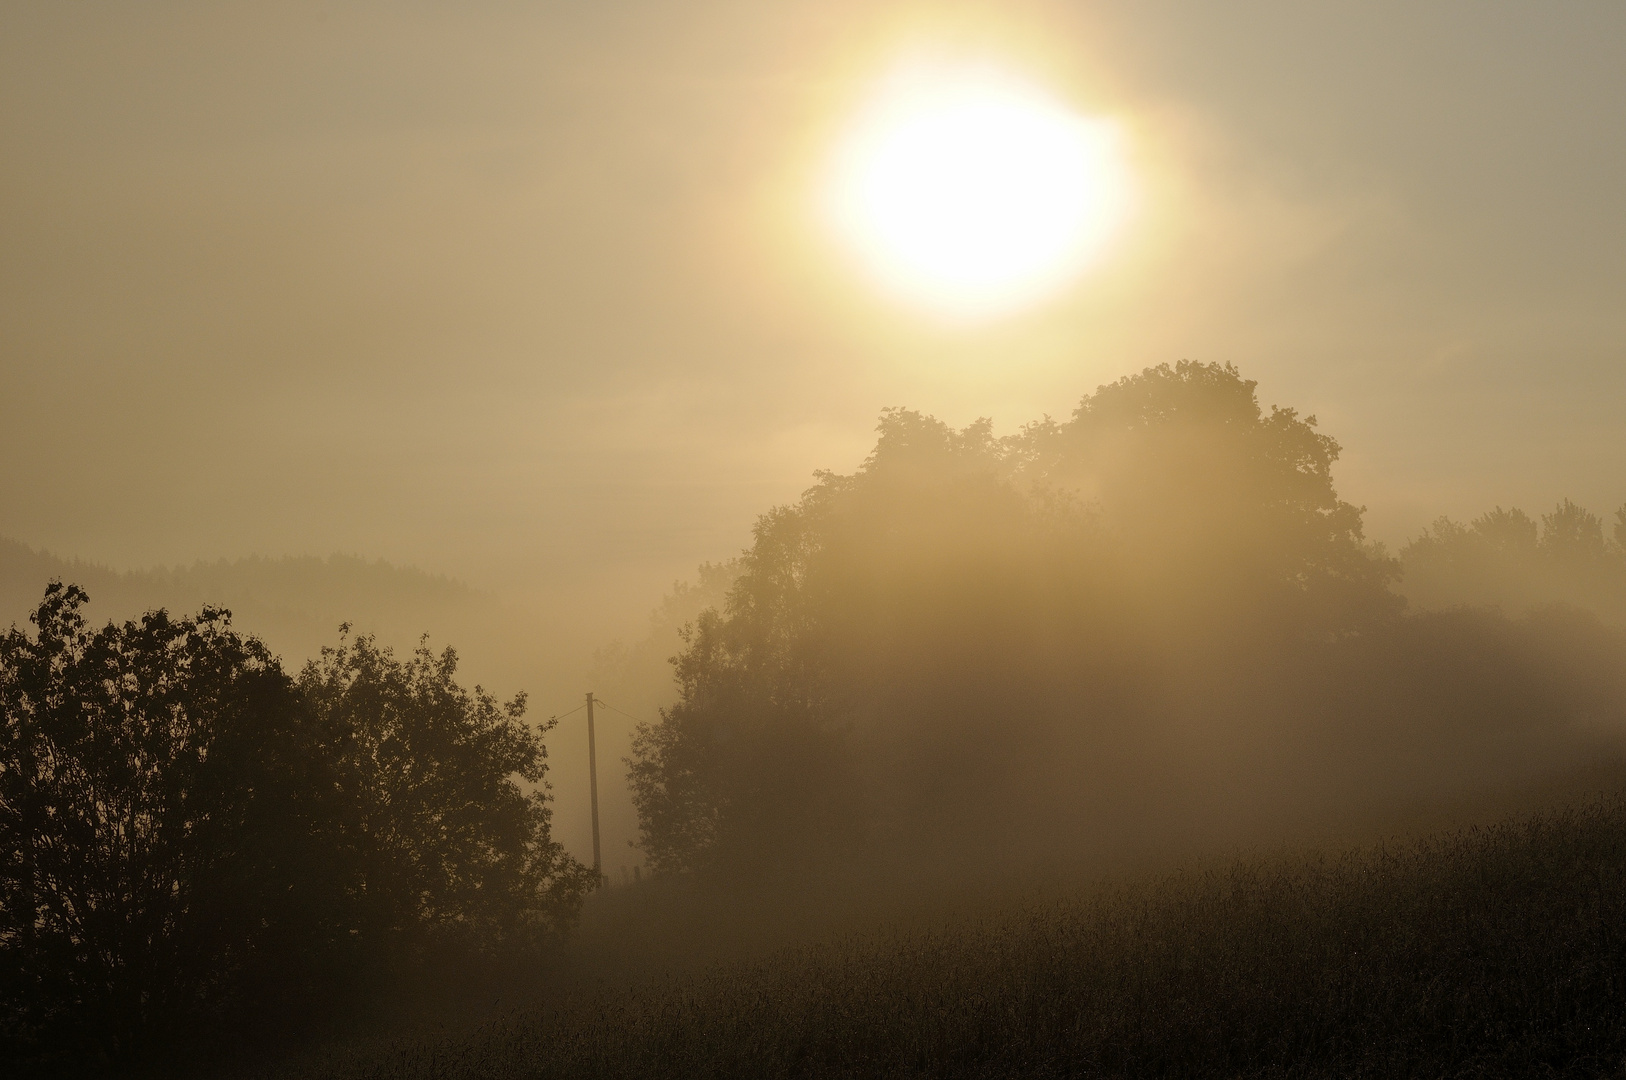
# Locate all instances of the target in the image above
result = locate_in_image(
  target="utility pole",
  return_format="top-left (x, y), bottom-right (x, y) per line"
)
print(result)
top-left (585, 692), bottom-right (602, 881)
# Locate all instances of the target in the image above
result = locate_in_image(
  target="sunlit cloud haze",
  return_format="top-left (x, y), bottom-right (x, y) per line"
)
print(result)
top-left (4, 0), bottom-right (1625, 635)
top-left (822, 56), bottom-right (1135, 320)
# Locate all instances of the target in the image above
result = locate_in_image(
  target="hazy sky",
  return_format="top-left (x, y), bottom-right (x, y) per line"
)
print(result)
top-left (4, 1), bottom-right (1625, 636)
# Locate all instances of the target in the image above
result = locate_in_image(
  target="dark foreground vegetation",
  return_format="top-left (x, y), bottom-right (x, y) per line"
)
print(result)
top-left (273, 796), bottom-right (1626, 1080)
top-left (0, 586), bottom-right (592, 1077)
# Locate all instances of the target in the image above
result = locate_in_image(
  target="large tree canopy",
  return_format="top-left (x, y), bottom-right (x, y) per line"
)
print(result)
top-left (1025, 361), bottom-right (1398, 632)
top-left (630, 364), bottom-right (1620, 880)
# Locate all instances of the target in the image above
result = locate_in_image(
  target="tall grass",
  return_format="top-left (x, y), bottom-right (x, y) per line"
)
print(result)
top-left (271, 798), bottom-right (1626, 1079)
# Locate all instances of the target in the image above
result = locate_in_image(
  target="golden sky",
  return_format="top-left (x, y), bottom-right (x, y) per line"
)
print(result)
top-left (4, 1), bottom-right (1625, 638)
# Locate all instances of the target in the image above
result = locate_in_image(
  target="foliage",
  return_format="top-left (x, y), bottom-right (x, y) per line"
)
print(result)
top-left (0, 586), bottom-right (588, 1075)
top-left (628, 363), bottom-right (1426, 878)
top-left (1401, 498), bottom-right (1626, 622)
top-left (0, 584), bottom-right (345, 1069)
top-left (297, 630), bottom-right (594, 945)
top-left (1020, 360), bottom-right (1400, 632)
top-left (266, 795), bottom-right (1626, 1080)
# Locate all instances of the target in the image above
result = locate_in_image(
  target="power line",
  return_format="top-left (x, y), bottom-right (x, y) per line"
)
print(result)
top-left (588, 698), bottom-right (649, 725)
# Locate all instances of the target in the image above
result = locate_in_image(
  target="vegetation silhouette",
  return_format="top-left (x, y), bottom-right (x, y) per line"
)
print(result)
top-left (6, 361), bottom-right (1626, 1078)
top-left (629, 362), bottom-right (1626, 883)
top-left (298, 628), bottom-right (593, 948)
top-left (0, 585), bottom-right (589, 1077)
top-left (1401, 498), bottom-right (1626, 622)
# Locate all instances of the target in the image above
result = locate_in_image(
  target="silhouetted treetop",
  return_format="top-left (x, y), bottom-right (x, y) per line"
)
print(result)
top-left (1541, 498), bottom-right (1609, 562)
top-left (298, 631), bottom-right (592, 939)
top-left (1015, 361), bottom-right (1394, 630)
top-left (630, 363), bottom-right (1422, 879)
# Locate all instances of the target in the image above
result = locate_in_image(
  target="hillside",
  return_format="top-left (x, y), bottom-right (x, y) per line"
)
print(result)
top-left (0, 538), bottom-right (489, 666)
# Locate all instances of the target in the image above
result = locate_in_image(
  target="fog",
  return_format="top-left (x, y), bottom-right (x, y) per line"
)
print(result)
top-left (5, 0), bottom-right (1626, 984)
top-left (5, 2), bottom-right (1626, 603)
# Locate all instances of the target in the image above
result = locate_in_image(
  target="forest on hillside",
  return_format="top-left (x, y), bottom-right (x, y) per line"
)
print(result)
top-left (6, 362), bottom-right (1626, 1077)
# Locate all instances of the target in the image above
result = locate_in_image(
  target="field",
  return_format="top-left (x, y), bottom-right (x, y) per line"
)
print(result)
top-left (265, 796), bottom-right (1626, 1080)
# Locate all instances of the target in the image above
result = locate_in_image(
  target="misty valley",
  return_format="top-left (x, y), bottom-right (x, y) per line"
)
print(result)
top-left (8, 363), bottom-right (1626, 1078)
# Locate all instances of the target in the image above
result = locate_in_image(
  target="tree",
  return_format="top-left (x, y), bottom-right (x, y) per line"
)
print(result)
top-left (296, 630), bottom-right (593, 945)
top-left (629, 363), bottom-right (1405, 878)
top-left (0, 584), bottom-right (346, 1068)
top-left (1016, 360), bottom-right (1400, 633)
top-left (1, 586), bottom-right (590, 1074)
top-left (1400, 500), bottom-right (1626, 622)
top-left (1540, 498), bottom-right (1609, 564)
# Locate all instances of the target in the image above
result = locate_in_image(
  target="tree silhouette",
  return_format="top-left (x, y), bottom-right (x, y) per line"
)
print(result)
top-left (629, 363), bottom-right (1408, 878)
top-left (1540, 499), bottom-right (1609, 563)
top-left (0, 584), bottom-right (346, 1068)
top-left (1018, 360), bottom-right (1399, 633)
top-left (0, 585), bottom-right (589, 1074)
top-left (296, 630), bottom-right (593, 944)
top-left (1401, 499), bottom-right (1626, 621)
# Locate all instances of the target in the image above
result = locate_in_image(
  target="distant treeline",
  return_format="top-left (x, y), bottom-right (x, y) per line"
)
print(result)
top-left (0, 586), bottom-right (592, 1076)
top-left (628, 361), bottom-right (1626, 881)
top-left (1401, 499), bottom-right (1626, 622)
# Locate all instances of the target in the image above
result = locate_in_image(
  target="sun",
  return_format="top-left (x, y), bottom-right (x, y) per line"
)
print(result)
top-left (825, 61), bottom-right (1133, 320)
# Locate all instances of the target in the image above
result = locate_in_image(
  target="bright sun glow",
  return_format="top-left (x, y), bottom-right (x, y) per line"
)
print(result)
top-left (826, 61), bottom-right (1133, 320)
